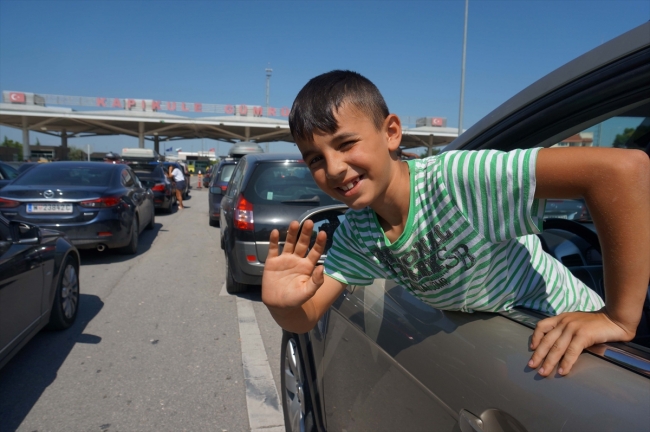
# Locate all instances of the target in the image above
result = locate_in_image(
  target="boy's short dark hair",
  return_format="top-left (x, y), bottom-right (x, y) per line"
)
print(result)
top-left (289, 70), bottom-right (389, 143)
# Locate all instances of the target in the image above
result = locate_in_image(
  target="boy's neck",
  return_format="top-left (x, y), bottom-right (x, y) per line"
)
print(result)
top-left (372, 160), bottom-right (411, 243)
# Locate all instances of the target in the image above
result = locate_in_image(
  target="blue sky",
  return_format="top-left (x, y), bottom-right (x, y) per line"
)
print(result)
top-left (1, 0), bottom-right (648, 155)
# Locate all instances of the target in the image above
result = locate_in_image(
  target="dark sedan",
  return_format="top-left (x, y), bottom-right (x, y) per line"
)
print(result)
top-left (208, 158), bottom-right (238, 226)
top-left (220, 153), bottom-right (340, 293)
top-left (0, 162), bottom-right (155, 254)
top-left (281, 23), bottom-right (650, 432)
top-left (132, 163), bottom-right (177, 213)
top-left (0, 215), bottom-right (80, 370)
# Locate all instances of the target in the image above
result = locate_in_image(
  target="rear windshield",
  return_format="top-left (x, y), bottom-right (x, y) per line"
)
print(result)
top-left (134, 166), bottom-right (164, 178)
top-left (218, 164), bottom-right (236, 182)
top-left (13, 164), bottom-right (115, 186)
top-left (245, 162), bottom-right (340, 206)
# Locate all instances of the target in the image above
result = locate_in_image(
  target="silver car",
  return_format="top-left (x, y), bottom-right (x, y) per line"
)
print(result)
top-left (281, 23), bottom-right (650, 432)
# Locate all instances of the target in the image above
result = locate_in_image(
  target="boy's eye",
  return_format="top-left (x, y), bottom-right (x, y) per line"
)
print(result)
top-left (308, 155), bottom-right (323, 166)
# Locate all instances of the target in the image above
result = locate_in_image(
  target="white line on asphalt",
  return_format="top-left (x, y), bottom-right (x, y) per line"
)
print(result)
top-left (235, 294), bottom-right (285, 432)
top-left (219, 282), bottom-right (228, 296)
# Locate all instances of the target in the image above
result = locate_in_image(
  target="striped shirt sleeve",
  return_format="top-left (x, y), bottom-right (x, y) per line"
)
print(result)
top-left (323, 214), bottom-right (379, 286)
top-left (439, 148), bottom-right (545, 243)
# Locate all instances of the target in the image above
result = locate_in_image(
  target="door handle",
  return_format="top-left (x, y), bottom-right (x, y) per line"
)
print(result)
top-left (459, 408), bottom-right (528, 432)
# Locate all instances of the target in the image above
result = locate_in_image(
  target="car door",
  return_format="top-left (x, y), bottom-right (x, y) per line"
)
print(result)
top-left (0, 221), bottom-right (44, 358)
top-left (121, 168), bottom-right (149, 231)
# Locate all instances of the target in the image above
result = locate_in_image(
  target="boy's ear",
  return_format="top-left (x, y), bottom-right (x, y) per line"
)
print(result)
top-left (384, 114), bottom-right (402, 152)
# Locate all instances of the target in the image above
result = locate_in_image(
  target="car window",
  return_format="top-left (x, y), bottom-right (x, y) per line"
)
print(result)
top-left (226, 159), bottom-right (246, 198)
top-left (545, 103), bottom-right (649, 222)
top-left (121, 169), bottom-right (134, 187)
top-left (246, 162), bottom-right (340, 205)
top-left (218, 164), bottom-right (236, 182)
top-left (0, 164), bottom-right (18, 180)
top-left (12, 165), bottom-right (114, 186)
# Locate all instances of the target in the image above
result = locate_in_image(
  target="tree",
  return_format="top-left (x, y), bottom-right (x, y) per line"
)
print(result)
top-left (612, 127), bottom-right (636, 148)
top-left (2, 136), bottom-right (22, 152)
top-left (67, 146), bottom-right (87, 161)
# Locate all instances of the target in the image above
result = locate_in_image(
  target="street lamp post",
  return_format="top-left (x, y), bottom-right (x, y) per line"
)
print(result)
top-left (458, 0), bottom-right (469, 136)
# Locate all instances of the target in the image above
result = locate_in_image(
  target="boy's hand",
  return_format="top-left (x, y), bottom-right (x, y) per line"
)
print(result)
top-left (262, 220), bottom-right (327, 312)
top-left (529, 310), bottom-right (635, 377)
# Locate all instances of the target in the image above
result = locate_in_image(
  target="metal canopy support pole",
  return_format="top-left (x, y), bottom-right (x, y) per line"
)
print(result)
top-left (245, 126), bottom-right (250, 141)
top-left (154, 135), bottom-right (160, 155)
top-left (138, 122), bottom-right (145, 148)
top-left (458, 0), bottom-right (469, 136)
top-left (22, 116), bottom-right (30, 161)
top-left (428, 135), bottom-right (434, 156)
top-left (61, 129), bottom-right (68, 161)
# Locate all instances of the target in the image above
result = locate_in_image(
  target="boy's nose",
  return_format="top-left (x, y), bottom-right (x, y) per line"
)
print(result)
top-left (324, 156), bottom-right (346, 180)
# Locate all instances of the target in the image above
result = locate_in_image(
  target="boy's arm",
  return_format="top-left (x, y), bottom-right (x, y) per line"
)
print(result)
top-left (262, 220), bottom-right (347, 334)
top-left (530, 147), bottom-right (650, 376)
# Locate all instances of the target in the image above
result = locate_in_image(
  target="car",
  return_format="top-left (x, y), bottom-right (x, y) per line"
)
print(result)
top-left (544, 198), bottom-right (590, 221)
top-left (280, 22), bottom-right (650, 432)
top-left (0, 162), bottom-right (155, 254)
top-left (131, 162), bottom-right (177, 213)
top-left (219, 153), bottom-right (340, 293)
top-left (0, 216), bottom-right (81, 370)
top-left (161, 161), bottom-right (190, 198)
top-left (207, 158), bottom-right (238, 226)
top-left (0, 161), bottom-right (19, 189)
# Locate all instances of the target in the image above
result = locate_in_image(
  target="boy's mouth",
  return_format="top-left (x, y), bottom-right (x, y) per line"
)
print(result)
top-left (337, 175), bottom-right (363, 194)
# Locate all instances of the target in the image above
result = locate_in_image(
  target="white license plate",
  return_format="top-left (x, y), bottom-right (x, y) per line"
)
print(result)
top-left (27, 203), bottom-right (73, 214)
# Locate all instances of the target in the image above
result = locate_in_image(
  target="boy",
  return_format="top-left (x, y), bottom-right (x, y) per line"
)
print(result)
top-left (262, 70), bottom-right (650, 377)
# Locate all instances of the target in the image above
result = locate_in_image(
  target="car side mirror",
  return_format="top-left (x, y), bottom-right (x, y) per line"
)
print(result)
top-left (297, 204), bottom-right (348, 264)
top-left (210, 187), bottom-right (222, 195)
top-left (11, 221), bottom-right (41, 245)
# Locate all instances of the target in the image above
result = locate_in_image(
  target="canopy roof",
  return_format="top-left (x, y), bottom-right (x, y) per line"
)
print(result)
top-left (0, 103), bottom-right (458, 150)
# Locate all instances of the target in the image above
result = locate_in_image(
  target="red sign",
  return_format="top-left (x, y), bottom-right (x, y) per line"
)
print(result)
top-left (9, 92), bottom-right (25, 103)
top-left (431, 117), bottom-right (444, 126)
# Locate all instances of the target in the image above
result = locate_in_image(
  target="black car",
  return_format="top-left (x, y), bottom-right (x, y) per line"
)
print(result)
top-left (280, 23), bottom-right (650, 432)
top-left (208, 158), bottom-right (238, 226)
top-left (0, 162), bottom-right (155, 254)
top-left (132, 163), bottom-right (177, 213)
top-left (220, 153), bottom-right (340, 293)
top-left (0, 161), bottom-right (19, 189)
top-left (0, 216), bottom-right (80, 370)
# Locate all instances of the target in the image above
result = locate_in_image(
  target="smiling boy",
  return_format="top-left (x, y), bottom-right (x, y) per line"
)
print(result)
top-left (262, 70), bottom-right (650, 377)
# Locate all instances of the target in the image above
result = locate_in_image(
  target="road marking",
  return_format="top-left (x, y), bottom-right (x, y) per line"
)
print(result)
top-left (235, 294), bottom-right (285, 432)
top-left (219, 282), bottom-right (228, 296)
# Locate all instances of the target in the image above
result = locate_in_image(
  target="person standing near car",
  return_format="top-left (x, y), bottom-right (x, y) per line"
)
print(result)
top-left (168, 165), bottom-right (185, 209)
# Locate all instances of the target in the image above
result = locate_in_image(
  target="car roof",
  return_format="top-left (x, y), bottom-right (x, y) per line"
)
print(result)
top-left (241, 153), bottom-right (303, 164)
top-left (29, 161), bottom-right (125, 170)
top-left (448, 22), bottom-right (650, 151)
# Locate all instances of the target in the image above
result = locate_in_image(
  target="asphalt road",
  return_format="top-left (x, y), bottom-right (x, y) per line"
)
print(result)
top-left (0, 187), bottom-right (285, 432)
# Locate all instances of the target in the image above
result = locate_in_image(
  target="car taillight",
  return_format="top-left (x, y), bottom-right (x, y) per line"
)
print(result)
top-left (220, 185), bottom-right (228, 191)
top-left (0, 198), bottom-right (19, 208)
top-left (151, 183), bottom-right (166, 192)
top-left (234, 195), bottom-right (254, 231)
top-left (80, 196), bottom-right (121, 208)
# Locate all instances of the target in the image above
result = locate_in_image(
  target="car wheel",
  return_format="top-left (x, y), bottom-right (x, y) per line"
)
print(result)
top-left (146, 207), bottom-right (155, 230)
top-left (120, 217), bottom-right (139, 255)
top-left (47, 256), bottom-right (80, 330)
top-left (225, 255), bottom-right (248, 294)
top-left (281, 331), bottom-right (316, 432)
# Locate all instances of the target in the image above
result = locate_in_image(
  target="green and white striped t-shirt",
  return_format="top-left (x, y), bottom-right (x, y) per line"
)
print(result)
top-left (323, 148), bottom-right (604, 314)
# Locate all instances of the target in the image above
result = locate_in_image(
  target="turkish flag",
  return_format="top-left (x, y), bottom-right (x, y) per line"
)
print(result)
top-left (431, 117), bottom-right (444, 126)
top-left (9, 92), bottom-right (26, 103)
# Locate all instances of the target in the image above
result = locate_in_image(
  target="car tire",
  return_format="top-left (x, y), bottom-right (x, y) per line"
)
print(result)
top-left (146, 207), bottom-right (155, 230)
top-left (47, 256), bottom-right (80, 330)
top-left (209, 217), bottom-right (219, 227)
top-left (281, 331), bottom-right (316, 432)
top-left (225, 255), bottom-right (248, 294)
top-left (120, 217), bottom-right (139, 255)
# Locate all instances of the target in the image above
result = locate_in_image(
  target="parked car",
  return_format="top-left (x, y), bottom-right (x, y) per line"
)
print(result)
top-left (0, 161), bottom-right (19, 189)
top-left (220, 153), bottom-right (340, 293)
top-left (161, 161), bottom-right (190, 198)
top-left (208, 158), bottom-right (238, 226)
top-left (0, 215), bottom-right (80, 370)
top-left (0, 162), bottom-right (155, 254)
top-left (281, 23), bottom-right (650, 432)
top-left (131, 163), bottom-right (177, 213)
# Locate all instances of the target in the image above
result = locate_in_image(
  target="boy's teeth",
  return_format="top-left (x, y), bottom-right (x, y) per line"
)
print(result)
top-left (341, 180), bottom-right (356, 191)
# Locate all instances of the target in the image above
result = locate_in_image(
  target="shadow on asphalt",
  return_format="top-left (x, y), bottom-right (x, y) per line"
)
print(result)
top-left (0, 294), bottom-right (104, 432)
top-left (79, 222), bottom-right (164, 266)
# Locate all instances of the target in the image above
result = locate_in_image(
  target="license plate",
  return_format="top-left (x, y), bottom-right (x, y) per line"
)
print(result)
top-left (27, 203), bottom-right (73, 213)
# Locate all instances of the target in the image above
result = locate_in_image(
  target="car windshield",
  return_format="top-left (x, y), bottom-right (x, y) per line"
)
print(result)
top-left (544, 107), bottom-right (649, 222)
top-left (134, 166), bottom-right (164, 178)
top-left (218, 164), bottom-right (236, 182)
top-left (246, 162), bottom-right (340, 205)
top-left (12, 164), bottom-right (114, 186)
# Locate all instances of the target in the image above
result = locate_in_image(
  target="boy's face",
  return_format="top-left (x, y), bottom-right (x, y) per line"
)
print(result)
top-left (297, 103), bottom-right (402, 210)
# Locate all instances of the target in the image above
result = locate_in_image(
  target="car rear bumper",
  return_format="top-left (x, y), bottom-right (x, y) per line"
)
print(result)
top-left (37, 219), bottom-right (130, 250)
top-left (231, 240), bottom-right (265, 285)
